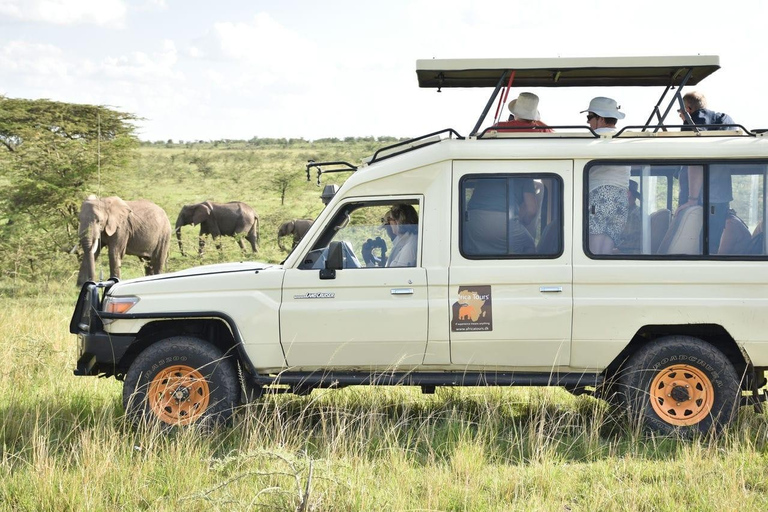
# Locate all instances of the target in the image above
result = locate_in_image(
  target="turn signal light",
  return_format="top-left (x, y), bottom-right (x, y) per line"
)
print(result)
top-left (103, 296), bottom-right (139, 315)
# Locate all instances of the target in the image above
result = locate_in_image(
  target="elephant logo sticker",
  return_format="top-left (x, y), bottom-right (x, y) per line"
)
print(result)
top-left (451, 285), bottom-right (492, 332)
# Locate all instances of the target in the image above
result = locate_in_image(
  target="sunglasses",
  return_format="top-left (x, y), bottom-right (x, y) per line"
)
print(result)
top-left (587, 113), bottom-right (599, 121)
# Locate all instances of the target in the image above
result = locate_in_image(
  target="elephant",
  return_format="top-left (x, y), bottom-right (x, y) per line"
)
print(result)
top-left (277, 219), bottom-right (314, 252)
top-left (175, 201), bottom-right (259, 256)
top-left (76, 195), bottom-right (171, 286)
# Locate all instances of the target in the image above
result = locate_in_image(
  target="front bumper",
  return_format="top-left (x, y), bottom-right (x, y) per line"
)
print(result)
top-left (71, 280), bottom-right (136, 377)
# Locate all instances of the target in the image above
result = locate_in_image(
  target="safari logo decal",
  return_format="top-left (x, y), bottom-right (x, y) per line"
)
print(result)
top-left (451, 285), bottom-right (492, 332)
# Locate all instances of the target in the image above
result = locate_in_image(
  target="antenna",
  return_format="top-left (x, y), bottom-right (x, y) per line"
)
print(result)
top-left (97, 112), bottom-right (102, 196)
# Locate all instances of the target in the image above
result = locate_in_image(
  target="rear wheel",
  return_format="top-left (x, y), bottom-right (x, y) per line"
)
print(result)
top-left (619, 336), bottom-right (741, 436)
top-left (123, 336), bottom-right (239, 428)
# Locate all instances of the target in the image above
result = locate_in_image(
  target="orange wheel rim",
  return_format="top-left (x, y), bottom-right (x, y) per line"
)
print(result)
top-left (148, 365), bottom-right (210, 425)
top-left (649, 364), bottom-right (714, 426)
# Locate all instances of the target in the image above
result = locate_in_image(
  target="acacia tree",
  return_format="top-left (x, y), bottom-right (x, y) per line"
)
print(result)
top-left (0, 95), bottom-right (138, 285)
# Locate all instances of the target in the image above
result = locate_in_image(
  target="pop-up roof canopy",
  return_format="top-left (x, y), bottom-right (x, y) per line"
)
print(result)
top-left (416, 55), bottom-right (720, 89)
top-left (416, 55), bottom-right (722, 135)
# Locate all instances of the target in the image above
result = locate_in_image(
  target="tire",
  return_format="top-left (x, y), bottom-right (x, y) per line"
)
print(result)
top-left (122, 336), bottom-right (239, 429)
top-left (618, 336), bottom-right (741, 436)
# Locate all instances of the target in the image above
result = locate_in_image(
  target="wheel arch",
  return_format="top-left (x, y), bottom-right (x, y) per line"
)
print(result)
top-left (116, 314), bottom-right (256, 378)
top-left (605, 324), bottom-right (752, 385)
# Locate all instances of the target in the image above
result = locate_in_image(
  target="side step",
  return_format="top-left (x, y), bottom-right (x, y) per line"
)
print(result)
top-left (254, 371), bottom-right (603, 392)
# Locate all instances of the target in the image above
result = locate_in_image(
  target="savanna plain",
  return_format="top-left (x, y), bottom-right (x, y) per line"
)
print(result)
top-left (2, 140), bottom-right (768, 511)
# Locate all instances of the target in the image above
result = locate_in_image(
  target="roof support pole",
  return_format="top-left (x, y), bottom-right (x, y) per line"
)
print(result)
top-left (647, 68), bottom-right (696, 133)
top-left (470, 71), bottom-right (509, 137)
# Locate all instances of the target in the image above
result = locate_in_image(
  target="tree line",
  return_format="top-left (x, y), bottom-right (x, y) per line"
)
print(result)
top-left (143, 135), bottom-right (406, 148)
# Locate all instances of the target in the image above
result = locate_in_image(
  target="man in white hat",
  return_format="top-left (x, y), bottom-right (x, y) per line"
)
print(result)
top-left (581, 96), bottom-right (625, 135)
top-left (494, 92), bottom-right (552, 132)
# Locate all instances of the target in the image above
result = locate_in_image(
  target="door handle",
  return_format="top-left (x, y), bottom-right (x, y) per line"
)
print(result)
top-left (539, 286), bottom-right (563, 293)
top-left (391, 288), bottom-right (414, 295)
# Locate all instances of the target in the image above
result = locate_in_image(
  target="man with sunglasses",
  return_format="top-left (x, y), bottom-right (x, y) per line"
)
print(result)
top-left (582, 96), bottom-right (625, 135)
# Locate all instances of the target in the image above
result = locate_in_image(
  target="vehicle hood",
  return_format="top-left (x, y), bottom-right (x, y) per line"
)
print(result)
top-left (106, 260), bottom-right (283, 295)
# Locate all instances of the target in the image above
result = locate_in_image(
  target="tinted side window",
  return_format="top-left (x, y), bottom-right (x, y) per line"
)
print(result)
top-left (461, 175), bottom-right (562, 258)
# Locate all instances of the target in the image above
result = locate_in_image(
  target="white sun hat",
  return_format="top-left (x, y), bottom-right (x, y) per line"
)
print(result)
top-left (581, 96), bottom-right (625, 119)
top-left (508, 92), bottom-right (541, 121)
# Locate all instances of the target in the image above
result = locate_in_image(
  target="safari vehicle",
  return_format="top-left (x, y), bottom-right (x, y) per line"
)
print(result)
top-left (71, 55), bottom-right (768, 435)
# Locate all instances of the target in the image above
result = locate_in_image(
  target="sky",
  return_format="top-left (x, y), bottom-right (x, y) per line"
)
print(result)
top-left (1, 0), bottom-right (766, 142)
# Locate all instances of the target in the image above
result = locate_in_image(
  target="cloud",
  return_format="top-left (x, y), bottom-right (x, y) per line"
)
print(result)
top-left (99, 40), bottom-right (180, 81)
top-left (0, 40), bottom-right (68, 80)
top-left (189, 13), bottom-right (323, 84)
top-left (0, 0), bottom-right (127, 26)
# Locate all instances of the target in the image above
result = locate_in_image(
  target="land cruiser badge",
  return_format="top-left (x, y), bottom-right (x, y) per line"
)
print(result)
top-left (294, 292), bottom-right (335, 299)
top-left (451, 286), bottom-right (492, 332)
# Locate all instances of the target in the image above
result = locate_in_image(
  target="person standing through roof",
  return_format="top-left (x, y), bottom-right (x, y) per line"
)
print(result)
top-left (677, 91), bottom-right (736, 254)
top-left (581, 97), bottom-right (630, 254)
top-left (678, 91), bottom-right (735, 130)
top-left (583, 96), bottom-right (625, 135)
top-left (494, 92), bottom-right (553, 132)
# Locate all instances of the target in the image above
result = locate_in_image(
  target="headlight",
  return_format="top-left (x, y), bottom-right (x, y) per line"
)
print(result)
top-left (103, 296), bottom-right (139, 315)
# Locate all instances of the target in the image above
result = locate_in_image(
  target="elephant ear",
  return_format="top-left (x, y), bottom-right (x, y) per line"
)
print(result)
top-left (104, 197), bottom-right (132, 237)
top-left (285, 220), bottom-right (295, 234)
top-left (192, 203), bottom-right (212, 225)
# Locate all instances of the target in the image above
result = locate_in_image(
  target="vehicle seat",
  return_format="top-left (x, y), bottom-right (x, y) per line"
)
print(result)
top-left (537, 220), bottom-right (560, 254)
top-left (523, 181), bottom-right (545, 239)
top-left (650, 208), bottom-right (671, 254)
top-left (717, 211), bottom-right (752, 254)
top-left (748, 221), bottom-right (765, 255)
top-left (657, 206), bottom-right (703, 255)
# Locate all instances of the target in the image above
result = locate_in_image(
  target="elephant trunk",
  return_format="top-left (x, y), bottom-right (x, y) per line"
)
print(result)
top-left (76, 236), bottom-right (97, 286)
top-left (277, 235), bottom-right (288, 253)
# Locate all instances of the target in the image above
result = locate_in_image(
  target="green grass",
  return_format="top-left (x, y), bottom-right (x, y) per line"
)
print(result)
top-left (2, 141), bottom-right (768, 510)
top-left (2, 297), bottom-right (768, 510)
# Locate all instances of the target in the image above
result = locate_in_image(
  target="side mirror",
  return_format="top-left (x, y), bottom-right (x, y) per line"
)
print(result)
top-left (320, 241), bottom-right (343, 279)
top-left (326, 241), bottom-right (343, 269)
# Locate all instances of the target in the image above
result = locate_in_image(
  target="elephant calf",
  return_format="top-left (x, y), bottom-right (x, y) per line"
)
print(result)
top-left (76, 195), bottom-right (171, 286)
top-left (175, 201), bottom-right (260, 256)
top-left (277, 219), bottom-right (314, 252)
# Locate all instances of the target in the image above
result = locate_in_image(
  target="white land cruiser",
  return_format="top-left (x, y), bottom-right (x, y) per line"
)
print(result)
top-left (71, 56), bottom-right (768, 435)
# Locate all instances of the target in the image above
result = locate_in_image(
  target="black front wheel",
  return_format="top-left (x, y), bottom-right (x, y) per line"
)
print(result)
top-left (123, 336), bottom-right (239, 428)
top-left (618, 336), bottom-right (742, 436)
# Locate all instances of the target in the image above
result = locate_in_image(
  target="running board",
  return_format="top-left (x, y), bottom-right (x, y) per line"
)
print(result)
top-left (255, 371), bottom-right (603, 390)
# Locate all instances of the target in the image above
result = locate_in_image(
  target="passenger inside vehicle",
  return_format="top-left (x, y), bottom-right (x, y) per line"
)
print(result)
top-left (464, 178), bottom-right (536, 255)
top-left (587, 165), bottom-right (630, 255)
top-left (382, 203), bottom-right (419, 267)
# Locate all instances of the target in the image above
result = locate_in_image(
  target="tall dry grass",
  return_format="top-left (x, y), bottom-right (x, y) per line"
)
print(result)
top-left (2, 296), bottom-right (768, 511)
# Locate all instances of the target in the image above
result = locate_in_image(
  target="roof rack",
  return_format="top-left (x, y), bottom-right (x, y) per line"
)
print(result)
top-left (476, 123), bottom-right (757, 139)
top-left (365, 128), bottom-right (463, 165)
top-left (306, 160), bottom-right (357, 186)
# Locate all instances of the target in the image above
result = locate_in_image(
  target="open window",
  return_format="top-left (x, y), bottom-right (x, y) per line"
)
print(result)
top-left (299, 199), bottom-right (421, 270)
top-left (586, 161), bottom-right (768, 258)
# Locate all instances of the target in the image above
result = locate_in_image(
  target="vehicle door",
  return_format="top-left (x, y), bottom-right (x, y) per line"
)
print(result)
top-left (280, 197), bottom-right (428, 368)
top-left (449, 160), bottom-right (573, 368)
